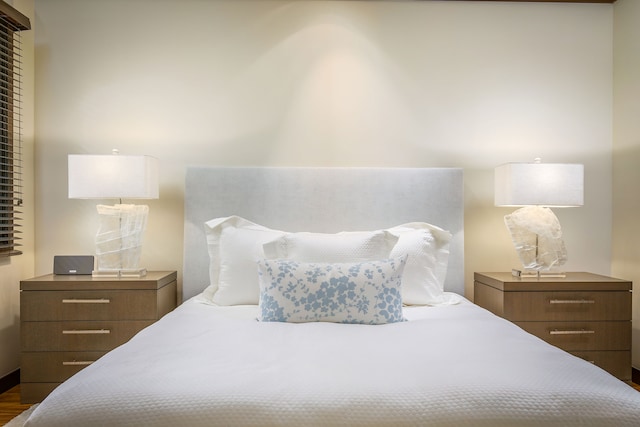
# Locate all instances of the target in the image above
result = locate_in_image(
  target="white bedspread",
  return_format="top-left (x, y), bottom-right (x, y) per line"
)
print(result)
top-left (25, 298), bottom-right (640, 427)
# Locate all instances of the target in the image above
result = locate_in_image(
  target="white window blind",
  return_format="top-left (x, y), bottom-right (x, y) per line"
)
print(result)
top-left (0, 3), bottom-right (29, 257)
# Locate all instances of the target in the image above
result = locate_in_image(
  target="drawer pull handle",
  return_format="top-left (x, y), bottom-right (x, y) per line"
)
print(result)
top-left (62, 299), bottom-right (110, 304)
top-left (63, 361), bottom-right (95, 366)
top-left (550, 329), bottom-right (595, 335)
top-left (62, 329), bottom-right (111, 335)
top-left (550, 299), bottom-right (595, 304)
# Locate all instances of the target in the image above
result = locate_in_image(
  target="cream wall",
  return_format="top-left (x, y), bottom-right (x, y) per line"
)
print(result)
top-left (0, 0), bottom-right (34, 380)
top-left (32, 0), bottom-right (613, 357)
top-left (613, 0), bottom-right (640, 370)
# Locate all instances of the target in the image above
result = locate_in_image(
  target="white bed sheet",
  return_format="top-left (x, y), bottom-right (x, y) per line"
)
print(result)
top-left (25, 298), bottom-right (640, 427)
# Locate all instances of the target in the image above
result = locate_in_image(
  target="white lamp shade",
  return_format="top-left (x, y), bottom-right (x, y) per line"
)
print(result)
top-left (68, 154), bottom-right (159, 199)
top-left (495, 162), bottom-right (583, 207)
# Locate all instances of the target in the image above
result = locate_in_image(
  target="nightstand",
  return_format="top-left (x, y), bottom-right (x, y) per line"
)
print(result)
top-left (20, 271), bottom-right (178, 403)
top-left (474, 272), bottom-right (632, 381)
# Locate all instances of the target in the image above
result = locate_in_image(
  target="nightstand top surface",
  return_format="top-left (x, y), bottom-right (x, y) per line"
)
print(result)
top-left (20, 271), bottom-right (177, 291)
top-left (474, 272), bottom-right (632, 292)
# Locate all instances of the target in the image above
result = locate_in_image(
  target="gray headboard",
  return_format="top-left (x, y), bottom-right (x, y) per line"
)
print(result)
top-left (183, 167), bottom-right (464, 302)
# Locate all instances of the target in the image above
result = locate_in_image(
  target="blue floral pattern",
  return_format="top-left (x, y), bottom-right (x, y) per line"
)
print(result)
top-left (257, 257), bottom-right (407, 324)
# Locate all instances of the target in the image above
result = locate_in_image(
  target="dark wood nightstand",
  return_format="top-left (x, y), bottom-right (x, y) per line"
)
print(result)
top-left (474, 272), bottom-right (632, 381)
top-left (20, 271), bottom-right (177, 403)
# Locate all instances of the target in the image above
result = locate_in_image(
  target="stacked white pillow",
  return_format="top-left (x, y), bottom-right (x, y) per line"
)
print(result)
top-left (202, 215), bottom-right (460, 311)
top-left (262, 230), bottom-right (398, 263)
top-left (386, 223), bottom-right (460, 305)
top-left (202, 216), bottom-right (286, 305)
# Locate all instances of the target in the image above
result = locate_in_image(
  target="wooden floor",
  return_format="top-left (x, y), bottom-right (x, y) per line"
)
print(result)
top-left (0, 385), bottom-right (31, 425)
top-left (1, 382), bottom-right (640, 425)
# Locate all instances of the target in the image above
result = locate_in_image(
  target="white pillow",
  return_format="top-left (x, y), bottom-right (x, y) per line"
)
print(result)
top-left (263, 230), bottom-right (398, 263)
top-left (202, 216), bottom-right (458, 306)
top-left (387, 223), bottom-right (460, 306)
top-left (257, 257), bottom-right (407, 324)
top-left (203, 216), bottom-right (285, 305)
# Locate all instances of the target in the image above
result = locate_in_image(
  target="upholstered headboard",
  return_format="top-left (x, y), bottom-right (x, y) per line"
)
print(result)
top-left (183, 167), bottom-right (464, 302)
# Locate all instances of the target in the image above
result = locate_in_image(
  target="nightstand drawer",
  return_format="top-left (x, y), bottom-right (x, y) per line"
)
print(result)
top-left (21, 288), bottom-right (172, 321)
top-left (21, 320), bottom-right (153, 351)
top-left (21, 351), bottom-right (107, 382)
top-left (515, 321), bottom-right (630, 351)
top-left (569, 350), bottom-right (631, 381)
top-left (503, 291), bottom-right (630, 321)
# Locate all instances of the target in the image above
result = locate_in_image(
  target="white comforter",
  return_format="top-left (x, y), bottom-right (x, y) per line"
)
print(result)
top-left (25, 298), bottom-right (640, 426)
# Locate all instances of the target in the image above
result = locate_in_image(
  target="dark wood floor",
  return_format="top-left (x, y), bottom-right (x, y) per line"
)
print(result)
top-left (1, 382), bottom-right (640, 425)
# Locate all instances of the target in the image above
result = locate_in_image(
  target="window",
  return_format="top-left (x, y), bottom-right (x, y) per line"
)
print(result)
top-left (0, 3), bottom-right (29, 257)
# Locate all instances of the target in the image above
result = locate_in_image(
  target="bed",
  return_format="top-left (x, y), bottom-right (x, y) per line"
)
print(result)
top-left (24, 167), bottom-right (640, 426)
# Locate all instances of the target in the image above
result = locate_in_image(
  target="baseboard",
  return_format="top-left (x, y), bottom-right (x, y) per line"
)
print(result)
top-left (0, 368), bottom-right (20, 394)
top-left (633, 367), bottom-right (639, 385)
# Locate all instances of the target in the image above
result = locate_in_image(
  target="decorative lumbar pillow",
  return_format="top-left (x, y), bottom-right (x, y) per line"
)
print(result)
top-left (387, 223), bottom-right (458, 305)
top-left (257, 257), bottom-right (407, 324)
top-left (262, 230), bottom-right (398, 263)
top-left (203, 216), bottom-right (286, 305)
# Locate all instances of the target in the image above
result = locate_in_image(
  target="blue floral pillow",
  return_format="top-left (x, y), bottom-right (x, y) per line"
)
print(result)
top-left (257, 257), bottom-right (407, 324)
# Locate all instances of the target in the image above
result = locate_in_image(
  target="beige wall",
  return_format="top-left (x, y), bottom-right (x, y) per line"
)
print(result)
top-left (0, 0), bottom-right (34, 379)
top-left (29, 0), bottom-right (615, 369)
top-left (613, 0), bottom-right (640, 370)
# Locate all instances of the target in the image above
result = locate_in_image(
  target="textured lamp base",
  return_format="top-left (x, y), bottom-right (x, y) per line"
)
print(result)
top-left (95, 204), bottom-right (149, 277)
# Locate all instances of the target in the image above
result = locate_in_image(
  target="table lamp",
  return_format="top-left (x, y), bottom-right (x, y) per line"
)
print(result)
top-left (494, 158), bottom-right (583, 277)
top-left (68, 149), bottom-right (159, 277)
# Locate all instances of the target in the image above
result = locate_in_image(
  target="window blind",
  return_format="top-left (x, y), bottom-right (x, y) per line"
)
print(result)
top-left (0, 3), bottom-right (29, 257)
